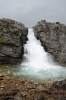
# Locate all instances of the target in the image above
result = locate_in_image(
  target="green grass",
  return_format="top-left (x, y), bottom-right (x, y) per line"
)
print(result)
top-left (2, 28), bottom-right (7, 32)
top-left (56, 22), bottom-right (60, 24)
top-left (0, 28), bottom-right (8, 32)
top-left (13, 29), bottom-right (18, 33)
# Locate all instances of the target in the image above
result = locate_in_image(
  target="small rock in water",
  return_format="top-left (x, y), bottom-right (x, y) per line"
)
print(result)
top-left (8, 71), bottom-right (10, 74)
top-left (34, 82), bottom-right (39, 85)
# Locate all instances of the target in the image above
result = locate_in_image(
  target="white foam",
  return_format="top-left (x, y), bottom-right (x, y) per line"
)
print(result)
top-left (22, 29), bottom-right (61, 70)
top-left (20, 28), bottom-right (66, 80)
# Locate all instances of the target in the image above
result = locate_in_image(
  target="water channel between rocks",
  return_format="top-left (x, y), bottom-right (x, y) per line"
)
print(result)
top-left (0, 29), bottom-right (66, 81)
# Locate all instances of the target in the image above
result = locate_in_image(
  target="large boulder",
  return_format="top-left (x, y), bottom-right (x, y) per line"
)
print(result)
top-left (33, 20), bottom-right (66, 63)
top-left (52, 79), bottom-right (66, 90)
top-left (0, 18), bottom-right (28, 64)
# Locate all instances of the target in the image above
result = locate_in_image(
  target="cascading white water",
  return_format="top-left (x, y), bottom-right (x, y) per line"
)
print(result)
top-left (23, 29), bottom-right (58, 70)
top-left (19, 28), bottom-right (66, 80)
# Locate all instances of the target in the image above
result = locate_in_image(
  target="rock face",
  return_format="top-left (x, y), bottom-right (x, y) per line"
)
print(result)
top-left (0, 18), bottom-right (28, 64)
top-left (33, 20), bottom-right (66, 63)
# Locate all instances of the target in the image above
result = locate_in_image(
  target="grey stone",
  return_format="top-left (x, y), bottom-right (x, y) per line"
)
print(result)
top-left (33, 20), bottom-right (66, 64)
top-left (0, 18), bottom-right (28, 64)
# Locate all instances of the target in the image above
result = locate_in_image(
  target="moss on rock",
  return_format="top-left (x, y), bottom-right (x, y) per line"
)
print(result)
top-left (0, 18), bottom-right (28, 64)
top-left (13, 29), bottom-right (18, 33)
top-left (0, 37), bottom-right (5, 43)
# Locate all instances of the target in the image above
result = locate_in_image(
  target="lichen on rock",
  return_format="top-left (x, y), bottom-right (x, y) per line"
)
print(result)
top-left (0, 18), bottom-right (28, 64)
top-left (33, 20), bottom-right (66, 64)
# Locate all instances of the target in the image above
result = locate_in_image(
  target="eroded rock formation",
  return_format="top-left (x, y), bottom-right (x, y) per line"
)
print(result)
top-left (33, 20), bottom-right (66, 63)
top-left (0, 18), bottom-right (28, 64)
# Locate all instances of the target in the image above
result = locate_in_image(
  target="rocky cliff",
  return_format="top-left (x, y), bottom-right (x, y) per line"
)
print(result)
top-left (33, 20), bottom-right (66, 63)
top-left (0, 18), bottom-right (28, 64)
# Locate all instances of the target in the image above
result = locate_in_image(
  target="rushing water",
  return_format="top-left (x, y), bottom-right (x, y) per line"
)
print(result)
top-left (0, 29), bottom-right (66, 80)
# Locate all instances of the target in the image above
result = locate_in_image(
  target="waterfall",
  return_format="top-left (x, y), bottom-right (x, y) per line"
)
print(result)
top-left (22, 29), bottom-right (59, 70)
top-left (20, 28), bottom-right (66, 80)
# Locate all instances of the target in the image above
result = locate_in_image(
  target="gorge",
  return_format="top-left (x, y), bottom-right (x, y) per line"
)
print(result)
top-left (0, 18), bottom-right (66, 100)
top-left (0, 18), bottom-right (66, 80)
top-left (16, 28), bottom-right (66, 80)
top-left (0, 27), bottom-right (66, 81)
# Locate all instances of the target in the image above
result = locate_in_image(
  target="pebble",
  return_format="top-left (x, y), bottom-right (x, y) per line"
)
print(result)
top-left (0, 74), bottom-right (66, 100)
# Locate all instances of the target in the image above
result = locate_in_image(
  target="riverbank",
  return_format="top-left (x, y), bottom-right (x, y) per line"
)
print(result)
top-left (0, 73), bottom-right (66, 100)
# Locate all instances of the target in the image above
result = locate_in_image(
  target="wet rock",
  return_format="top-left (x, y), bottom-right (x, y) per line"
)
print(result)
top-left (48, 97), bottom-right (55, 100)
top-left (34, 82), bottom-right (39, 85)
top-left (52, 79), bottom-right (66, 90)
top-left (0, 84), bottom-right (5, 88)
top-left (0, 74), bottom-right (66, 100)
top-left (0, 75), bottom-right (4, 80)
top-left (33, 20), bottom-right (66, 63)
top-left (37, 85), bottom-right (44, 91)
top-left (59, 96), bottom-right (66, 100)
top-left (14, 92), bottom-right (22, 100)
top-left (21, 91), bottom-right (28, 97)
top-left (0, 18), bottom-right (28, 64)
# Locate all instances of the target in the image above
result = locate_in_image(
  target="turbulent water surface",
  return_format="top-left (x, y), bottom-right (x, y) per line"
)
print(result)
top-left (0, 29), bottom-right (66, 80)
